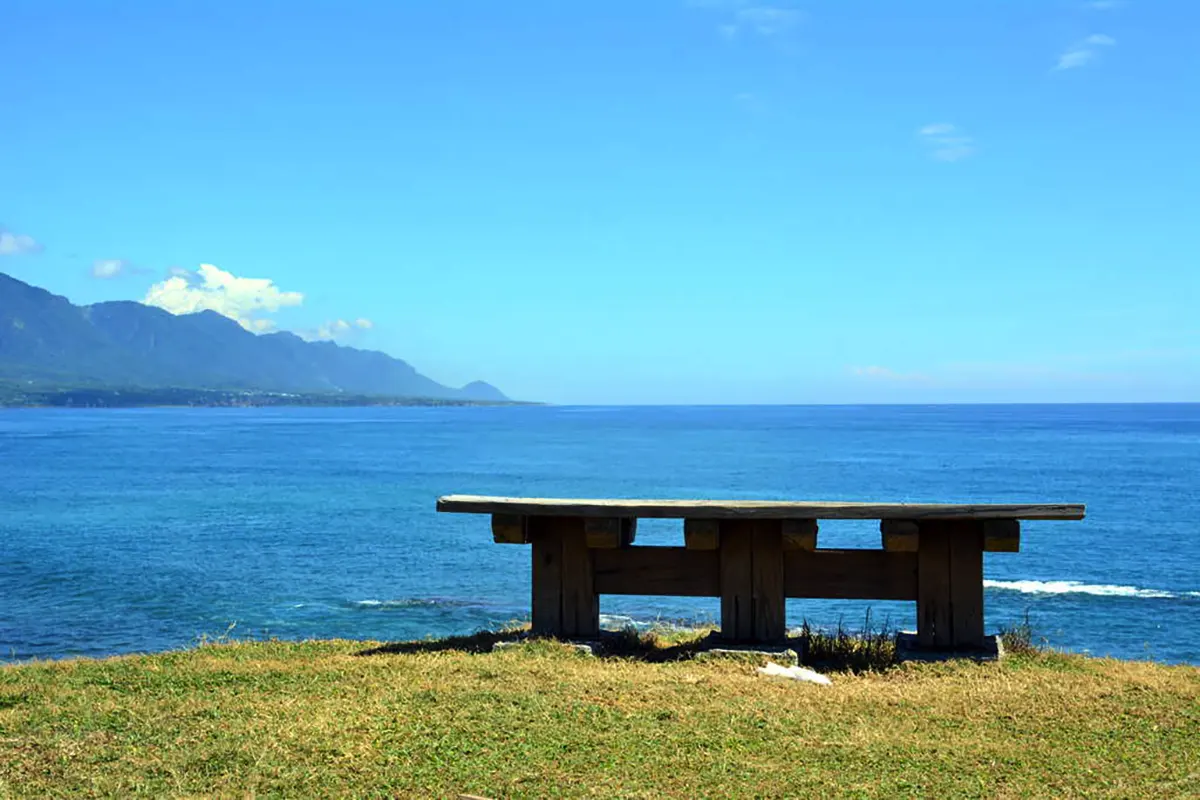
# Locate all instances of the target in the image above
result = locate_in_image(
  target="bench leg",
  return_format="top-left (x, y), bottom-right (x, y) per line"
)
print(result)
top-left (949, 523), bottom-right (985, 647)
top-left (530, 517), bottom-right (598, 639)
top-left (561, 521), bottom-right (599, 638)
top-left (719, 520), bottom-right (785, 643)
top-left (917, 521), bottom-right (984, 649)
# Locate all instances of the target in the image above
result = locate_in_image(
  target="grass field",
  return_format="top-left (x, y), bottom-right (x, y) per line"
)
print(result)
top-left (2, 631), bottom-right (1197, 798)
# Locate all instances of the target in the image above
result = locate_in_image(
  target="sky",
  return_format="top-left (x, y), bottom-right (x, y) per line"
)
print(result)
top-left (1, 0), bottom-right (1197, 404)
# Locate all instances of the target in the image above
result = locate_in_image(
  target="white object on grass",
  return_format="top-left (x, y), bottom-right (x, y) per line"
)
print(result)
top-left (756, 661), bottom-right (832, 685)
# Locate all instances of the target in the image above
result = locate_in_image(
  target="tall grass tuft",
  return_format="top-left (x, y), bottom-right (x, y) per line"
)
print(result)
top-left (998, 611), bottom-right (1041, 656)
top-left (795, 609), bottom-right (897, 672)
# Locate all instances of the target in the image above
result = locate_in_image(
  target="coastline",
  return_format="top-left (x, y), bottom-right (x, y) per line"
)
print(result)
top-left (0, 385), bottom-right (537, 409)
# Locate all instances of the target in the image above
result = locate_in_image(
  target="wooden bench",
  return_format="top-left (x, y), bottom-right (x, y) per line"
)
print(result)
top-left (436, 496), bottom-right (1085, 650)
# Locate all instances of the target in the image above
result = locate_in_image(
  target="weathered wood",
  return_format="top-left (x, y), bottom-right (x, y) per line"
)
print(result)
top-left (583, 518), bottom-right (619, 549)
top-left (881, 519), bottom-right (919, 552)
top-left (560, 520), bottom-right (599, 638)
top-left (719, 521), bottom-right (755, 641)
top-left (983, 519), bottom-right (1020, 553)
top-left (592, 547), bottom-right (918, 601)
top-left (781, 519), bottom-right (817, 551)
top-left (451, 496), bottom-right (1081, 647)
top-left (684, 518), bottom-right (720, 550)
top-left (439, 495), bottom-right (1085, 521)
top-left (529, 518), bottom-right (563, 636)
top-left (621, 517), bottom-right (637, 547)
top-left (583, 517), bottom-right (636, 549)
top-left (917, 523), bottom-right (953, 647)
top-left (783, 550), bottom-right (918, 600)
top-left (949, 522), bottom-right (985, 647)
top-left (751, 521), bottom-right (786, 641)
top-left (592, 547), bottom-right (720, 596)
top-left (491, 514), bottom-right (528, 544)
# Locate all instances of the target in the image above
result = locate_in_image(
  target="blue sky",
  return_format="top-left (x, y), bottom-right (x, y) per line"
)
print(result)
top-left (1, 0), bottom-right (1196, 403)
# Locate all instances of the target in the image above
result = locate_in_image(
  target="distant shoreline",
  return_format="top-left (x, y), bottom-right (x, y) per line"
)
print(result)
top-left (0, 386), bottom-right (534, 410)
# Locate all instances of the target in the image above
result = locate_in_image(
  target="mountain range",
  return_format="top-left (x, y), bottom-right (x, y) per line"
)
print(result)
top-left (0, 272), bottom-right (507, 402)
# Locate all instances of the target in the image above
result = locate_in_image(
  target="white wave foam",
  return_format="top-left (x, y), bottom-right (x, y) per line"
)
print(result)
top-left (349, 598), bottom-right (484, 610)
top-left (598, 614), bottom-right (713, 632)
top-left (599, 614), bottom-right (649, 631)
top-left (984, 580), bottom-right (1184, 599)
top-left (352, 599), bottom-right (442, 609)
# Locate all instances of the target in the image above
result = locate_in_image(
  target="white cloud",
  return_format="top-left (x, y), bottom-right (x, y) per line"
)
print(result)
top-left (1055, 34), bottom-right (1116, 70)
top-left (917, 123), bottom-right (976, 162)
top-left (733, 91), bottom-right (769, 114)
top-left (91, 259), bottom-right (131, 279)
top-left (297, 317), bottom-right (375, 343)
top-left (696, 1), bottom-right (803, 40)
top-left (852, 366), bottom-right (897, 378)
top-left (142, 263), bottom-right (304, 332)
top-left (850, 366), bottom-right (930, 382)
top-left (0, 227), bottom-right (42, 257)
top-left (732, 6), bottom-right (803, 37)
top-left (850, 355), bottom-right (1155, 388)
top-left (317, 320), bottom-right (352, 340)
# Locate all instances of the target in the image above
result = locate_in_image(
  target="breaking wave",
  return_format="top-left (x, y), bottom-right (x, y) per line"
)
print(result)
top-left (985, 580), bottom-right (1198, 600)
top-left (349, 598), bottom-right (485, 610)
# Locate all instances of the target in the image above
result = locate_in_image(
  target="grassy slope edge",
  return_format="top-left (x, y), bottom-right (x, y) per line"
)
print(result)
top-left (1, 638), bottom-right (1197, 798)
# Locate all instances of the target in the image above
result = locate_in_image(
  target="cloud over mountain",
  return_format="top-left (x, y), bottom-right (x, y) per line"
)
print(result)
top-left (0, 227), bottom-right (42, 257)
top-left (143, 264), bottom-right (304, 332)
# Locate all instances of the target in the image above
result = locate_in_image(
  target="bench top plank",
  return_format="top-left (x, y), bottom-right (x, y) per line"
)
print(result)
top-left (436, 495), bottom-right (1085, 521)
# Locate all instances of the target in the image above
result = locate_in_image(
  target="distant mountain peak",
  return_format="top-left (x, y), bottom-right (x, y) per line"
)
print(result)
top-left (458, 380), bottom-right (508, 402)
top-left (0, 271), bottom-right (507, 401)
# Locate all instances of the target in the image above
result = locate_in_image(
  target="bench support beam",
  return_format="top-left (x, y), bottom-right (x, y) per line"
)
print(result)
top-left (594, 547), bottom-right (919, 601)
top-left (492, 514), bottom-right (528, 544)
top-left (684, 519), bottom-right (720, 550)
top-left (983, 519), bottom-right (1020, 552)
top-left (782, 519), bottom-right (818, 551)
top-left (583, 517), bottom-right (636, 548)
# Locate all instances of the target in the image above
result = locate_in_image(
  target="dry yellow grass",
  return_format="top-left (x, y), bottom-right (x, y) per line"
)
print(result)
top-left (1, 637), bottom-right (1198, 798)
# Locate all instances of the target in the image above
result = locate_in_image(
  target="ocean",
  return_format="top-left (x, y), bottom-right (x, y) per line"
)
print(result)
top-left (2, 404), bottom-right (1197, 664)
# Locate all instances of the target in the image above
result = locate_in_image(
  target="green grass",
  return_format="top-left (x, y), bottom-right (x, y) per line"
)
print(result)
top-left (2, 632), bottom-right (1197, 798)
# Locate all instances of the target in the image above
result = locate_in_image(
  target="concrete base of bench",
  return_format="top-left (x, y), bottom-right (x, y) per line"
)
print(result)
top-left (896, 632), bottom-right (1004, 663)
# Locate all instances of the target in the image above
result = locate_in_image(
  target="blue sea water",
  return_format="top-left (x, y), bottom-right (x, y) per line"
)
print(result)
top-left (2, 404), bottom-right (1198, 665)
